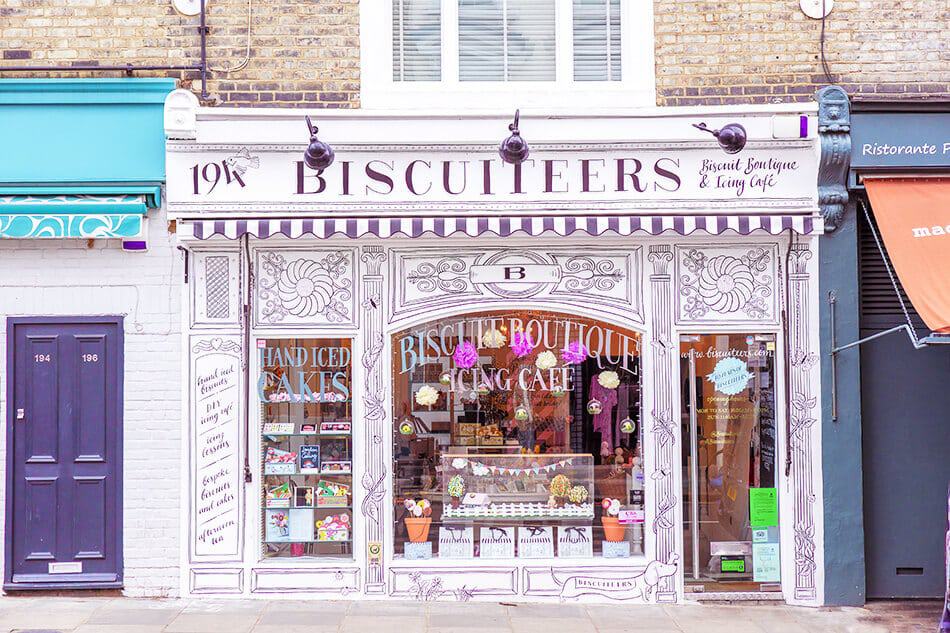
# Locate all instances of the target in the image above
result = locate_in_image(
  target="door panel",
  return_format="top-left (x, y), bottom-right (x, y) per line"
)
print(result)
top-left (5, 318), bottom-right (123, 589)
top-left (862, 330), bottom-right (950, 598)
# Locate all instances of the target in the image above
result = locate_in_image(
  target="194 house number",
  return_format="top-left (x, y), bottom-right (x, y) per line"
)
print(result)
top-left (191, 160), bottom-right (246, 195)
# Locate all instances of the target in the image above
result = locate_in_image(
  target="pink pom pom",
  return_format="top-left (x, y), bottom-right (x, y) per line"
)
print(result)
top-left (561, 341), bottom-right (587, 364)
top-left (510, 332), bottom-right (535, 358)
top-left (453, 340), bottom-right (478, 369)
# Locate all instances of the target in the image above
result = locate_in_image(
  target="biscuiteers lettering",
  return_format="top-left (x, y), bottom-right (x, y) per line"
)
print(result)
top-left (296, 156), bottom-right (681, 197)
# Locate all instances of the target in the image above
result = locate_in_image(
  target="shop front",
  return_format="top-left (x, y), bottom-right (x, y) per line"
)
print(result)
top-left (166, 92), bottom-right (826, 604)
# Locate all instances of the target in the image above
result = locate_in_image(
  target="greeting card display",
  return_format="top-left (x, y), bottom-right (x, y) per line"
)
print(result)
top-left (265, 510), bottom-right (290, 542)
top-left (294, 486), bottom-right (315, 508)
top-left (264, 447), bottom-right (297, 475)
top-left (289, 508), bottom-right (314, 541)
top-left (316, 513), bottom-right (350, 541)
top-left (259, 338), bottom-right (353, 560)
top-left (262, 422), bottom-right (295, 435)
top-left (298, 445), bottom-right (321, 474)
top-left (320, 421), bottom-right (351, 434)
top-left (316, 480), bottom-right (350, 507)
top-left (321, 460), bottom-right (351, 475)
top-left (266, 482), bottom-right (292, 508)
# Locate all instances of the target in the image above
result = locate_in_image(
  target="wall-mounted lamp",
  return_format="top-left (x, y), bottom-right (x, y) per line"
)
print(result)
top-left (304, 115), bottom-right (335, 173)
top-left (499, 109), bottom-right (530, 165)
top-left (692, 122), bottom-right (747, 154)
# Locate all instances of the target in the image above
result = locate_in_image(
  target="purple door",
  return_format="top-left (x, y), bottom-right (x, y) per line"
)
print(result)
top-left (5, 317), bottom-right (123, 589)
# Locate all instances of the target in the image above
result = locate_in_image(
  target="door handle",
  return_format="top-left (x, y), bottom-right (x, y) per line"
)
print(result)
top-left (16, 408), bottom-right (25, 421)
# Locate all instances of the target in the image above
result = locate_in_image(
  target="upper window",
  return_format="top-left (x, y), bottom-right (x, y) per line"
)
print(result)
top-left (365, 0), bottom-right (654, 109)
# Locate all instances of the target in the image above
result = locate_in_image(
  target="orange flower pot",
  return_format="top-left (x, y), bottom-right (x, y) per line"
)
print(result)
top-left (601, 516), bottom-right (626, 542)
top-left (405, 517), bottom-right (432, 543)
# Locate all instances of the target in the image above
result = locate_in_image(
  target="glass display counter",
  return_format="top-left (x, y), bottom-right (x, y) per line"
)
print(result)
top-left (440, 453), bottom-right (594, 521)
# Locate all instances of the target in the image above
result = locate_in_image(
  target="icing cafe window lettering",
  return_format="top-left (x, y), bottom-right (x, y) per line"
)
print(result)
top-left (392, 310), bottom-right (647, 561)
top-left (295, 156), bottom-right (682, 197)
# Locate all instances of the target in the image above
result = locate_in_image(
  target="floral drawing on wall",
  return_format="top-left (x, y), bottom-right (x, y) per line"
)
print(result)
top-left (258, 250), bottom-right (354, 325)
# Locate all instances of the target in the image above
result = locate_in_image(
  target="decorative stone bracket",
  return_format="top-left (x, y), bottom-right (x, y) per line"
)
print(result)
top-left (816, 86), bottom-right (851, 232)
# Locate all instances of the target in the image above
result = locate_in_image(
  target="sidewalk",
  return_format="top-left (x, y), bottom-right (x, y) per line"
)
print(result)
top-left (0, 595), bottom-right (938, 633)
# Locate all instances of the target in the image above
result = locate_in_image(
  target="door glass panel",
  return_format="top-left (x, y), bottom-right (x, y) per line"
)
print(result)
top-left (680, 334), bottom-right (780, 592)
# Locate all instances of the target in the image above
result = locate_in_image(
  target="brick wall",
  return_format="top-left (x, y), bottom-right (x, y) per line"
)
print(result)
top-left (653, 0), bottom-right (950, 106)
top-left (2, 0), bottom-right (948, 107)
top-left (0, 209), bottom-right (182, 597)
top-left (0, 0), bottom-right (360, 108)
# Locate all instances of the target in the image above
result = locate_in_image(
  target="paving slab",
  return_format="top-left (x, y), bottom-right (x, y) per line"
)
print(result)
top-left (339, 615), bottom-right (426, 633)
top-left (165, 612), bottom-right (262, 633)
top-left (509, 617), bottom-right (597, 633)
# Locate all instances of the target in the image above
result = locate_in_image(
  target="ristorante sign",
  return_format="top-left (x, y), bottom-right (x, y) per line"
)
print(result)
top-left (165, 144), bottom-right (817, 211)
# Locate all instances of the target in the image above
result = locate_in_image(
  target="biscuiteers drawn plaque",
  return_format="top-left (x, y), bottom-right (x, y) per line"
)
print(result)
top-left (190, 335), bottom-right (243, 562)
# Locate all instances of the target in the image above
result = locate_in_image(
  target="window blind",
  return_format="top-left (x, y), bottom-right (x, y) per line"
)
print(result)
top-left (459, 0), bottom-right (556, 82)
top-left (573, 0), bottom-right (621, 81)
top-left (393, 0), bottom-right (442, 81)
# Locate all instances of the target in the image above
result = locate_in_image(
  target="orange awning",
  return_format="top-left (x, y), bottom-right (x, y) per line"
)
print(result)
top-left (864, 178), bottom-right (950, 333)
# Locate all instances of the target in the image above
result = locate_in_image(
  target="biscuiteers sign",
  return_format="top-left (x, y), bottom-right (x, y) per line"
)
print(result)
top-left (166, 145), bottom-right (816, 210)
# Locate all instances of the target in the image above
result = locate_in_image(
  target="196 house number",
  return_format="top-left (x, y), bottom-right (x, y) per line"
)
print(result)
top-left (82, 354), bottom-right (99, 363)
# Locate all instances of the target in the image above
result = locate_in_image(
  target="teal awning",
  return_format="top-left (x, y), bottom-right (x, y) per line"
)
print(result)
top-left (0, 194), bottom-right (149, 239)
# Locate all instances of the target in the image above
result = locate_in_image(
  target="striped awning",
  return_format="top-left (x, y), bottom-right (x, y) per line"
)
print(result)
top-left (0, 194), bottom-right (149, 239)
top-left (183, 214), bottom-right (823, 241)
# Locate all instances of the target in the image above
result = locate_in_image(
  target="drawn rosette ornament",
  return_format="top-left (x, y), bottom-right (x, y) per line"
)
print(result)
top-left (697, 255), bottom-right (755, 313)
top-left (277, 259), bottom-right (336, 317)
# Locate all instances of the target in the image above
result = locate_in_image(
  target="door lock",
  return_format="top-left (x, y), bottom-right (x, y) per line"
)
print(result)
top-left (16, 408), bottom-right (24, 420)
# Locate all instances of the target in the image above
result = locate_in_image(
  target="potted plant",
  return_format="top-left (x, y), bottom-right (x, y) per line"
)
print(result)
top-left (448, 474), bottom-right (465, 508)
top-left (403, 498), bottom-right (432, 542)
top-left (549, 474), bottom-right (571, 507)
top-left (601, 498), bottom-right (626, 542)
top-left (568, 485), bottom-right (589, 507)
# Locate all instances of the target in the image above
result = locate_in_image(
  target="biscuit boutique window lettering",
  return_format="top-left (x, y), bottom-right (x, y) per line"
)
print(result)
top-left (392, 310), bottom-right (645, 560)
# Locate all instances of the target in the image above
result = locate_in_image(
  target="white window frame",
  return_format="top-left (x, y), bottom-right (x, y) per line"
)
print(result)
top-left (361, 0), bottom-right (656, 111)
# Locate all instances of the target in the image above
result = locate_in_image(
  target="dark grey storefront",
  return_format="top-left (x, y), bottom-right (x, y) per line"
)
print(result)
top-left (818, 91), bottom-right (950, 604)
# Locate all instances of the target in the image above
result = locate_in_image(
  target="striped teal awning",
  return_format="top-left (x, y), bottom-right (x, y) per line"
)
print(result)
top-left (0, 194), bottom-right (149, 238)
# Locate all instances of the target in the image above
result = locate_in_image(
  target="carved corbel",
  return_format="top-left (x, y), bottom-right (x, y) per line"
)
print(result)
top-left (815, 86), bottom-right (852, 232)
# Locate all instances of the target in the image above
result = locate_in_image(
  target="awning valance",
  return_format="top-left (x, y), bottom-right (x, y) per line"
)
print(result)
top-left (183, 213), bottom-right (822, 241)
top-left (0, 194), bottom-right (149, 239)
top-left (864, 178), bottom-right (950, 332)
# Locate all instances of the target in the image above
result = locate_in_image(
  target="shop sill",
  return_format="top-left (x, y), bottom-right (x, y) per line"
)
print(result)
top-left (389, 554), bottom-right (649, 567)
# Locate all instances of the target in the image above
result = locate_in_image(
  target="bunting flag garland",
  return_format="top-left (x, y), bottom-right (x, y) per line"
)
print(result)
top-left (451, 457), bottom-right (575, 476)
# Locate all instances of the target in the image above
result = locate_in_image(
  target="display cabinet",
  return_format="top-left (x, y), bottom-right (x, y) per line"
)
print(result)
top-left (259, 338), bottom-right (353, 560)
top-left (440, 453), bottom-right (594, 521)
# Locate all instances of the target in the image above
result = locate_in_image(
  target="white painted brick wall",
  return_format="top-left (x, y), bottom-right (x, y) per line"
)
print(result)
top-left (0, 206), bottom-right (182, 598)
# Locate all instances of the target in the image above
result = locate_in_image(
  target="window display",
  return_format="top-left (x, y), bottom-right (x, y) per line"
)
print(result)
top-left (392, 310), bottom-right (644, 559)
top-left (259, 338), bottom-right (353, 559)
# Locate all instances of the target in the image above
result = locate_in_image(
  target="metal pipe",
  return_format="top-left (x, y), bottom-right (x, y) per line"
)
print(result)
top-left (687, 348), bottom-right (701, 581)
top-left (829, 291), bottom-right (837, 422)
top-left (0, 65), bottom-right (203, 72)
top-left (832, 323), bottom-right (928, 354)
top-left (199, 0), bottom-right (209, 100)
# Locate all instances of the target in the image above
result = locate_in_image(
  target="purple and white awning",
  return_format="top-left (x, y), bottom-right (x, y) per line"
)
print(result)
top-left (182, 213), bottom-right (823, 240)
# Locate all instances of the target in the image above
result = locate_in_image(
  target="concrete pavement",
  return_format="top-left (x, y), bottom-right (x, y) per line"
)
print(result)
top-left (0, 595), bottom-right (939, 633)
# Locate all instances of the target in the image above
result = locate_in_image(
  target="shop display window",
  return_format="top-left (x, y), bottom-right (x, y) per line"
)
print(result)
top-left (259, 338), bottom-right (353, 560)
top-left (392, 310), bottom-right (644, 560)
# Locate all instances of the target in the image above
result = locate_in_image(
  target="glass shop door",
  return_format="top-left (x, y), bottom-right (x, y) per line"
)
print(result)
top-left (680, 334), bottom-right (781, 593)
